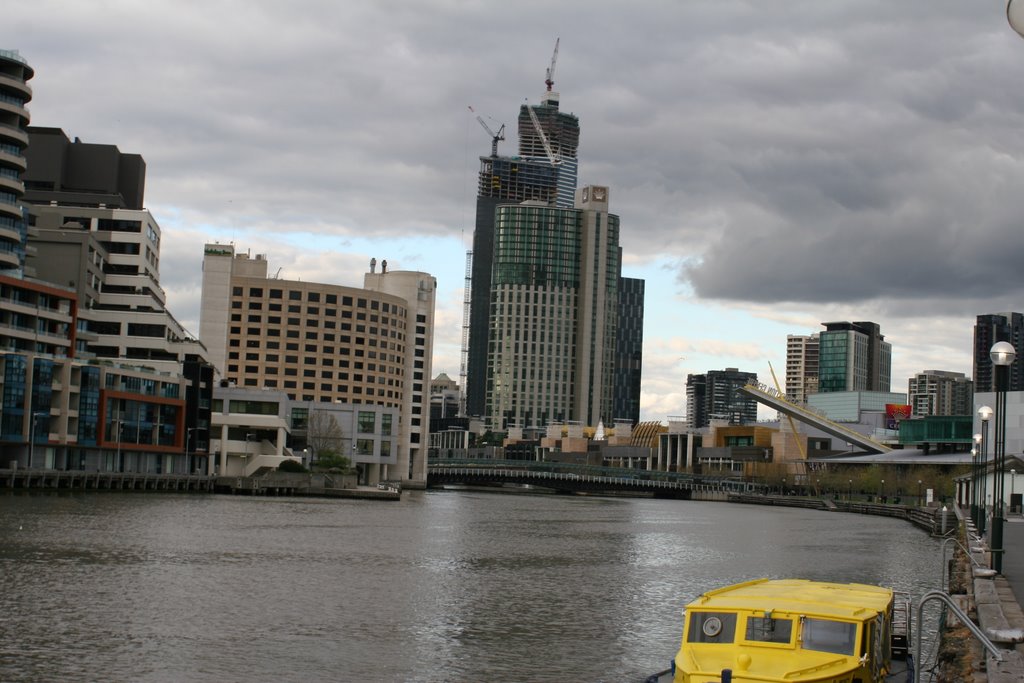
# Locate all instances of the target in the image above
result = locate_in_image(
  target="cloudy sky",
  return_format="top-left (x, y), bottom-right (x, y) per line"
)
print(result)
top-left (11, 1), bottom-right (1024, 422)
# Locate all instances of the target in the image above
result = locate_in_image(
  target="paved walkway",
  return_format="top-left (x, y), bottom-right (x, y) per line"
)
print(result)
top-left (1002, 516), bottom-right (1024, 607)
top-left (966, 512), bottom-right (1024, 681)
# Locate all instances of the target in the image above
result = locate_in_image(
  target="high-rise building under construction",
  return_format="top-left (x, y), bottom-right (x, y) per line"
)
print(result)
top-left (463, 45), bottom-right (643, 431)
top-left (465, 72), bottom-right (581, 421)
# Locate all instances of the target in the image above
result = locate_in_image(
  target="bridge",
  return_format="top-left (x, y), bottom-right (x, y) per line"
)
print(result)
top-left (737, 383), bottom-right (892, 455)
top-left (427, 459), bottom-right (758, 498)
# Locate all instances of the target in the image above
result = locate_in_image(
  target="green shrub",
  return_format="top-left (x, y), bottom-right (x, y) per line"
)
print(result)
top-left (278, 459), bottom-right (307, 473)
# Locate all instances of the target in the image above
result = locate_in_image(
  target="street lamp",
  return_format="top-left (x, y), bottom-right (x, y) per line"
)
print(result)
top-left (979, 406), bottom-right (993, 535)
top-left (1010, 0), bottom-right (1024, 38)
top-left (244, 432), bottom-right (256, 475)
top-left (880, 478), bottom-right (885, 503)
top-left (848, 479), bottom-right (853, 502)
top-left (1012, 469), bottom-right (1018, 515)
top-left (27, 411), bottom-right (48, 469)
top-left (990, 341), bottom-right (1016, 573)
top-left (973, 433), bottom-right (983, 527)
top-left (186, 427), bottom-right (201, 474)
top-left (918, 479), bottom-right (923, 507)
top-left (114, 414), bottom-right (125, 473)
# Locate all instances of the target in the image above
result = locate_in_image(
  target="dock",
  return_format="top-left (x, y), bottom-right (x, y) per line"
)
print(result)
top-left (1, 468), bottom-right (213, 492)
top-left (0, 468), bottom-right (401, 501)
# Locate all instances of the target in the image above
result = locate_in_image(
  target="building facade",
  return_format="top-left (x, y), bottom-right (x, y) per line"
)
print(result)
top-left (0, 50), bottom-right (32, 275)
top-left (974, 312), bottom-right (1024, 393)
top-left (686, 368), bottom-right (758, 429)
top-left (818, 321), bottom-right (891, 393)
top-left (785, 333), bottom-right (819, 404)
top-left (464, 86), bottom-right (580, 419)
top-left (199, 246), bottom-right (434, 485)
top-left (908, 370), bottom-right (973, 418)
top-left (612, 276), bottom-right (644, 425)
top-left (464, 67), bottom-right (644, 431)
top-left (23, 127), bottom-right (207, 373)
top-left (484, 186), bottom-right (619, 431)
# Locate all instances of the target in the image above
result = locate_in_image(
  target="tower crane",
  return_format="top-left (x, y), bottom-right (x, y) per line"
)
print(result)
top-left (527, 103), bottom-right (559, 166)
top-left (545, 37), bottom-right (560, 92)
top-left (468, 105), bottom-right (505, 157)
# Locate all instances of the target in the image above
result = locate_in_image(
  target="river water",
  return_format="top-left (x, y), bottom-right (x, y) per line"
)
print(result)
top-left (0, 490), bottom-right (943, 682)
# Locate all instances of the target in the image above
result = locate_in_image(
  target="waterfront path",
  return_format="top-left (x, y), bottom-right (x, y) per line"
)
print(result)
top-left (984, 514), bottom-right (1024, 682)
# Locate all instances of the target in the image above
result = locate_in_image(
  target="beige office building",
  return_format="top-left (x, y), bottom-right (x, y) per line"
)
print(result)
top-left (199, 245), bottom-right (434, 485)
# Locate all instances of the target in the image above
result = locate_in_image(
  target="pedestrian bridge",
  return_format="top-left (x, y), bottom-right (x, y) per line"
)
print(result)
top-left (737, 383), bottom-right (892, 455)
top-left (427, 458), bottom-right (756, 498)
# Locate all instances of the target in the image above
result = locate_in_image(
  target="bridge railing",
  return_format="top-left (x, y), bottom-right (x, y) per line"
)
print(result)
top-left (428, 457), bottom-right (755, 491)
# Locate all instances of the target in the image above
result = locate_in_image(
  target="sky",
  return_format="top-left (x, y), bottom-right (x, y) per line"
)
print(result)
top-left (10, 1), bottom-right (1024, 423)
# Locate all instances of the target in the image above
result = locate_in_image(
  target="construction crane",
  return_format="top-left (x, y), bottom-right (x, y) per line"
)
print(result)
top-left (545, 37), bottom-right (560, 92)
top-left (527, 103), bottom-right (559, 166)
top-left (468, 105), bottom-right (505, 157)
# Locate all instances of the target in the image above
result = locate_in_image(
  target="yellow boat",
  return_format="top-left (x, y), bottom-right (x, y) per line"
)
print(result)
top-left (658, 578), bottom-right (911, 683)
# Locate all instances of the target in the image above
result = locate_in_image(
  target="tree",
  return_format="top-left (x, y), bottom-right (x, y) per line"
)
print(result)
top-left (307, 409), bottom-right (345, 455)
top-left (315, 451), bottom-right (353, 472)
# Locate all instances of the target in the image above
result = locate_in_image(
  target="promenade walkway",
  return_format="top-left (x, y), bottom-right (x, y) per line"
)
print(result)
top-left (959, 509), bottom-right (1024, 682)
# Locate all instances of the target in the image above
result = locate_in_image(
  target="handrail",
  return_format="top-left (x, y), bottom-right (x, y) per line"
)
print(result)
top-left (914, 590), bottom-right (1001, 683)
top-left (940, 537), bottom-right (992, 590)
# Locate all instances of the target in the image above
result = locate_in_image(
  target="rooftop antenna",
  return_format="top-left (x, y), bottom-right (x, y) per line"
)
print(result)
top-left (545, 37), bottom-right (560, 92)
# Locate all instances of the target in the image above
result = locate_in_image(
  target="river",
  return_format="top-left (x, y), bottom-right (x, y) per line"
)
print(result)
top-left (0, 490), bottom-right (943, 682)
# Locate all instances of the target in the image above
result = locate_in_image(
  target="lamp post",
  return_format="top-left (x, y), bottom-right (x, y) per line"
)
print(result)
top-left (27, 411), bottom-right (48, 469)
top-left (1010, 0), bottom-right (1024, 38)
top-left (990, 341), bottom-right (1016, 573)
top-left (973, 433), bottom-right (983, 526)
top-left (971, 447), bottom-right (977, 518)
top-left (979, 406), bottom-right (993, 535)
top-left (918, 479), bottom-right (923, 507)
top-left (186, 427), bottom-right (201, 474)
top-left (115, 415), bottom-right (124, 473)
top-left (1012, 469), bottom-right (1018, 515)
top-left (244, 432), bottom-right (256, 476)
top-left (880, 478), bottom-right (885, 503)
top-left (848, 479), bottom-right (853, 502)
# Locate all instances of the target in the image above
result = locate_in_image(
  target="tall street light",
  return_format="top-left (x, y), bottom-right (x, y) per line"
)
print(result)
top-left (244, 432), bottom-right (256, 476)
top-left (1013, 469), bottom-right (1018, 515)
top-left (1010, 0), bottom-right (1024, 38)
top-left (973, 433), bottom-right (983, 525)
top-left (971, 446), bottom-right (979, 525)
top-left (186, 427), bottom-right (201, 474)
top-left (918, 479), bottom-right (923, 507)
top-left (979, 405), bottom-right (993, 535)
top-left (989, 341), bottom-right (1016, 573)
top-left (28, 411), bottom-right (48, 469)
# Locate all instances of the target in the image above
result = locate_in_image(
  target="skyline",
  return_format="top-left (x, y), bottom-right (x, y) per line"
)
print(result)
top-left (10, 2), bottom-right (1024, 422)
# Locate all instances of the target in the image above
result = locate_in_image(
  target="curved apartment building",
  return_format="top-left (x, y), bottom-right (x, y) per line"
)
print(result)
top-left (200, 245), bottom-right (435, 484)
top-left (0, 50), bottom-right (32, 274)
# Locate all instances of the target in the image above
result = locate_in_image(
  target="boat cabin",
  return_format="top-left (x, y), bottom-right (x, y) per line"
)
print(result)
top-left (673, 578), bottom-right (896, 683)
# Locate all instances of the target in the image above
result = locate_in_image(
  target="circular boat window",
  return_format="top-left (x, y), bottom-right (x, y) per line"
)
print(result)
top-left (702, 616), bottom-right (723, 637)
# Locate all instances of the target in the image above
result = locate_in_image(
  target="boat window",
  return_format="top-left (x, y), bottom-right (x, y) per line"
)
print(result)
top-left (801, 618), bottom-right (857, 656)
top-left (687, 612), bottom-right (737, 644)
top-left (745, 616), bottom-right (792, 644)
